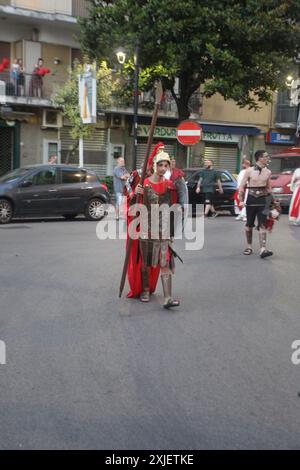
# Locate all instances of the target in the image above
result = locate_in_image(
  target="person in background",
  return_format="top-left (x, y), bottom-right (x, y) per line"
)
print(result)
top-left (48, 154), bottom-right (58, 165)
top-left (289, 166), bottom-right (300, 226)
top-left (17, 58), bottom-right (25, 97)
top-left (113, 157), bottom-right (130, 220)
top-left (235, 158), bottom-right (251, 221)
top-left (195, 159), bottom-right (223, 217)
top-left (165, 156), bottom-right (188, 208)
top-left (11, 58), bottom-right (20, 96)
top-left (29, 58), bottom-right (44, 98)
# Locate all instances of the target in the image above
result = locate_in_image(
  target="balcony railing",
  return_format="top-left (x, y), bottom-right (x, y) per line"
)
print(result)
top-left (275, 104), bottom-right (298, 126)
top-left (275, 89), bottom-right (298, 127)
top-left (0, 71), bottom-right (59, 103)
top-left (137, 89), bottom-right (202, 116)
top-left (72, 0), bottom-right (89, 17)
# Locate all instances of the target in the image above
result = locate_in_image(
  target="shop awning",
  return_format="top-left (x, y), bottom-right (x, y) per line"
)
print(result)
top-left (200, 123), bottom-right (261, 136)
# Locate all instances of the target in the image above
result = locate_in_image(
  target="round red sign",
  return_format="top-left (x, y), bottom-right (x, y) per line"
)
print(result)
top-left (176, 121), bottom-right (203, 146)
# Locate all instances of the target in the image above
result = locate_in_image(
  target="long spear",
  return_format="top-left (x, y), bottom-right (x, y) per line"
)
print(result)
top-left (118, 81), bottom-right (163, 298)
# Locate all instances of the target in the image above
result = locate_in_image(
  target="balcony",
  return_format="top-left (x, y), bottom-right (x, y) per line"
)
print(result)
top-left (275, 89), bottom-right (298, 128)
top-left (141, 89), bottom-right (201, 115)
top-left (72, 0), bottom-right (89, 18)
top-left (11, 0), bottom-right (72, 15)
top-left (0, 71), bottom-right (64, 107)
top-left (0, 0), bottom-right (78, 24)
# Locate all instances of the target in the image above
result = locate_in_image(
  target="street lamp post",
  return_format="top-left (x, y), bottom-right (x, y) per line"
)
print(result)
top-left (116, 39), bottom-right (140, 170)
top-left (132, 39), bottom-right (140, 170)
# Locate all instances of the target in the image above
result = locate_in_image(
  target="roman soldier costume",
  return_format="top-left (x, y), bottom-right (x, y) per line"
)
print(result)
top-left (239, 155), bottom-right (275, 258)
top-left (125, 146), bottom-right (180, 309)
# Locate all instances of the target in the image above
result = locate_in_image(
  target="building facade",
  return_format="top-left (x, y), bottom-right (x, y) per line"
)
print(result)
top-left (1, 1), bottom-right (298, 178)
top-left (0, 0), bottom-right (91, 175)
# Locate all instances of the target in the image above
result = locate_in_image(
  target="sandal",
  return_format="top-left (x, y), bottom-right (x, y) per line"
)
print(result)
top-left (243, 248), bottom-right (253, 255)
top-left (260, 250), bottom-right (273, 259)
top-left (140, 291), bottom-right (150, 302)
top-left (163, 298), bottom-right (180, 309)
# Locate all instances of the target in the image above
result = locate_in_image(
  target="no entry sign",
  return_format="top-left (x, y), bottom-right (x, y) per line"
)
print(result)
top-left (176, 121), bottom-right (202, 145)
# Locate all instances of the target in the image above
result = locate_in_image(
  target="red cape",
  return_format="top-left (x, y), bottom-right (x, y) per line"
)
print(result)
top-left (290, 187), bottom-right (300, 218)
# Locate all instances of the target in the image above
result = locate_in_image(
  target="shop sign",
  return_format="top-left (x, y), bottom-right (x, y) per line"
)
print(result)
top-left (137, 125), bottom-right (177, 139)
top-left (266, 131), bottom-right (296, 145)
top-left (202, 132), bottom-right (240, 143)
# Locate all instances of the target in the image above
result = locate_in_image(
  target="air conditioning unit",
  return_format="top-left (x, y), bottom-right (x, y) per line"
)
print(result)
top-left (42, 110), bottom-right (63, 128)
top-left (110, 114), bottom-right (125, 128)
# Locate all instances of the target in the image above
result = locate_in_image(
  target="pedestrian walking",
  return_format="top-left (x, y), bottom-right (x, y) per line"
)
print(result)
top-left (113, 157), bottom-right (130, 220)
top-left (195, 159), bottom-right (223, 217)
top-left (239, 150), bottom-right (273, 258)
top-left (289, 167), bottom-right (300, 226)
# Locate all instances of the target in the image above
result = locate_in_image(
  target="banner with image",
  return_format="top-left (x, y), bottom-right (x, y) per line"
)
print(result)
top-left (79, 66), bottom-right (97, 124)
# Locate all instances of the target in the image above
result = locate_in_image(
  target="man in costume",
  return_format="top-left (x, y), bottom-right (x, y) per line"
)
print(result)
top-left (169, 156), bottom-right (189, 208)
top-left (239, 150), bottom-right (274, 258)
top-left (126, 145), bottom-right (180, 309)
top-left (289, 167), bottom-right (300, 226)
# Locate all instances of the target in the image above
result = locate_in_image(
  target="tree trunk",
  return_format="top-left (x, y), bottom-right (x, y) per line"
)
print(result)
top-left (175, 94), bottom-right (191, 168)
top-left (170, 74), bottom-right (202, 168)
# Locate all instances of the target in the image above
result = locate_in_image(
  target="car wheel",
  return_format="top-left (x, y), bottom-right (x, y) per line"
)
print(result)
top-left (63, 214), bottom-right (78, 220)
top-left (85, 198), bottom-right (106, 221)
top-left (0, 199), bottom-right (13, 224)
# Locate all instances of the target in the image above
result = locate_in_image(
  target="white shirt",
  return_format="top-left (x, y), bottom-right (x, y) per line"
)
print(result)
top-left (237, 169), bottom-right (246, 188)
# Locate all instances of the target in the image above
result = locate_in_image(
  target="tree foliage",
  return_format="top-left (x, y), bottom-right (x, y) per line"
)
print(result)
top-left (79, 0), bottom-right (300, 120)
top-left (52, 60), bottom-right (121, 142)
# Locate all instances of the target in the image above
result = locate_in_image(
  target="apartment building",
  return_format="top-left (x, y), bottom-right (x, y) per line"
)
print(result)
top-left (0, 0), bottom-right (100, 176)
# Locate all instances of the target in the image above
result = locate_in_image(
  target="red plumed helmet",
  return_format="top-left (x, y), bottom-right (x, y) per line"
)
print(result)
top-left (147, 141), bottom-right (165, 171)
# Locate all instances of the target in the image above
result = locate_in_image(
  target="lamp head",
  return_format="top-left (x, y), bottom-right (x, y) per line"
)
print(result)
top-left (285, 75), bottom-right (294, 88)
top-left (116, 49), bottom-right (126, 65)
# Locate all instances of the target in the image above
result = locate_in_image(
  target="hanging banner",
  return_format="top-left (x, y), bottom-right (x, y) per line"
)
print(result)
top-left (79, 65), bottom-right (97, 124)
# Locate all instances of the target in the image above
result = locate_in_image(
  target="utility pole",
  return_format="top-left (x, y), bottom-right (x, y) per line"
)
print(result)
top-left (132, 39), bottom-right (140, 170)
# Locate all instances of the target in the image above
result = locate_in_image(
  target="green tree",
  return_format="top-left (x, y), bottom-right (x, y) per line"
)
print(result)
top-left (79, 0), bottom-right (300, 121)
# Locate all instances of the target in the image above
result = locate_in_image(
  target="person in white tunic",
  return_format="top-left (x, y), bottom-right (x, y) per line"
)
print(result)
top-left (289, 167), bottom-right (300, 226)
top-left (235, 159), bottom-right (251, 220)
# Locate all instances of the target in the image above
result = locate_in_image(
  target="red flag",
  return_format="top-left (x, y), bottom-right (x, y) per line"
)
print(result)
top-left (2, 58), bottom-right (10, 69)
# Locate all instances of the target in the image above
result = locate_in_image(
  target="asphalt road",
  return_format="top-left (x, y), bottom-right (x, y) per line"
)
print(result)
top-left (0, 213), bottom-right (300, 450)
